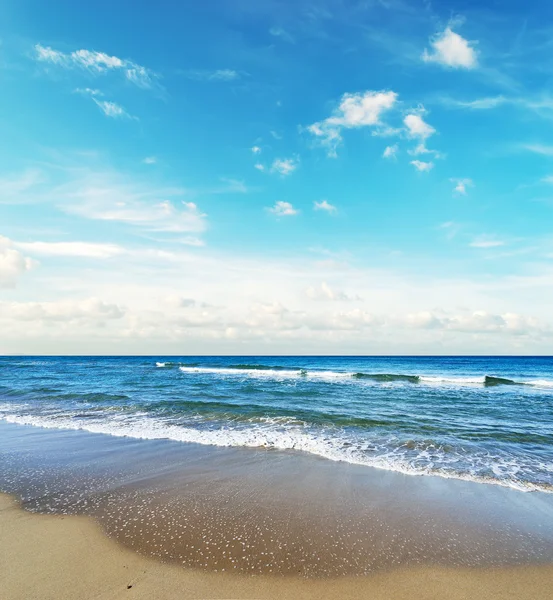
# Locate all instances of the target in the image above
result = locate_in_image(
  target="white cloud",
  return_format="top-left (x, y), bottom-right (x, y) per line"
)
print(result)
top-left (254, 163), bottom-right (265, 172)
top-left (404, 113), bottom-right (435, 140)
top-left (186, 69), bottom-right (239, 81)
top-left (451, 178), bottom-right (473, 195)
top-left (268, 201), bottom-right (298, 216)
top-left (143, 156), bottom-right (157, 164)
top-left (314, 200), bottom-right (337, 213)
top-left (76, 87), bottom-right (134, 119)
top-left (383, 144), bottom-right (398, 159)
top-left (15, 241), bottom-right (125, 259)
top-left (0, 298), bottom-right (125, 322)
top-left (422, 27), bottom-right (478, 69)
top-left (251, 146), bottom-right (261, 154)
top-left (271, 157), bottom-right (299, 176)
top-left (470, 236), bottom-right (504, 248)
top-left (53, 170), bottom-right (207, 234)
top-left (92, 99), bottom-right (133, 119)
top-left (307, 90), bottom-right (398, 157)
top-left (442, 96), bottom-right (506, 110)
top-left (523, 144), bottom-right (553, 156)
top-left (269, 27), bottom-right (294, 43)
top-left (410, 160), bottom-right (434, 172)
top-left (0, 170), bottom-right (44, 203)
top-left (34, 44), bottom-right (157, 89)
top-left (0, 236), bottom-right (36, 287)
top-left (305, 282), bottom-right (358, 301)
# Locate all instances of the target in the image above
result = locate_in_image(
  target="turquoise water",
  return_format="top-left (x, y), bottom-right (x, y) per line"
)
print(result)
top-left (1, 356), bottom-right (552, 493)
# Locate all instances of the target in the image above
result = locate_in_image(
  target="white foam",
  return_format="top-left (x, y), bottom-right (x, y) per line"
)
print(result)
top-left (1, 411), bottom-right (551, 494)
top-left (419, 376), bottom-right (485, 385)
top-left (528, 379), bottom-right (553, 389)
top-left (156, 362), bottom-right (167, 367)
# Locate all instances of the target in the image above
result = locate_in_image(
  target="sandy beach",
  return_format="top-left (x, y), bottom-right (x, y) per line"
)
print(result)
top-left (2, 492), bottom-right (553, 600)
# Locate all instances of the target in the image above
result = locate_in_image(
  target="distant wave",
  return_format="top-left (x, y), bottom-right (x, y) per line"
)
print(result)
top-left (175, 364), bottom-right (553, 388)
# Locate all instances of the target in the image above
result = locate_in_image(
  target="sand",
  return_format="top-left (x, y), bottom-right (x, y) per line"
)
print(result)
top-left (1, 493), bottom-right (552, 600)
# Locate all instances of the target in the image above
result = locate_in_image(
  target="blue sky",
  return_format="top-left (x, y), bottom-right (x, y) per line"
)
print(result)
top-left (1, 0), bottom-right (553, 354)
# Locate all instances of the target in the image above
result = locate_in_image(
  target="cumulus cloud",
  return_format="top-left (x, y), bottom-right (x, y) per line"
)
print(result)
top-left (307, 90), bottom-right (398, 157)
top-left (383, 144), bottom-right (398, 159)
top-left (34, 44), bottom-right (157, 89)
top-left (410, 160), bottom-right (434, 172)
top-left (422, 27), bottom-right (478, 69)
top-left (268, 201), bottom-right (298, 216)
top-left (0, 236), bottom-right (36, 287)
top-left (451, 178), bottom-right (473, 195)
top-left (251, 146), bottom-right (261, 154)
top-left (254, 163), bottom-right (265, 172)
top-left (271, 157), bottom-right (299, 176)
top-left (404, 113), bottom-right (435, 140)
top-left (314, 200), bottom-right (337, 213)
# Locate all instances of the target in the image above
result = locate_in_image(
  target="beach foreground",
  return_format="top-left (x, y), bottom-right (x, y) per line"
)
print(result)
top-left (2, 493), bottom-right (553, 600)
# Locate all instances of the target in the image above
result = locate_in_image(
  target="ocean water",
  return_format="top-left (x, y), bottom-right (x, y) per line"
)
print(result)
top-left (1, 356), bottom-right (552, 494)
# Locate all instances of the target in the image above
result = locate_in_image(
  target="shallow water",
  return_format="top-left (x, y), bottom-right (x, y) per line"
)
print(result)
top-left (1, 355), bottom-right (552, 492)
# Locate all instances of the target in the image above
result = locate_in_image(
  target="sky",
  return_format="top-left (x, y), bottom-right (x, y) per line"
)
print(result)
top-left (1, 0), bottom-right (553, 355)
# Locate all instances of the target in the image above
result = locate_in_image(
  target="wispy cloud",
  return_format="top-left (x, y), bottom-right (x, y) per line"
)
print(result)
top-left (422, 26), bottom-right (478, 69)
top-left (269, 27), bottom-right (295, 43)
top-left (470, 236), bottom-right (505, 248)
top-left (185, 69), bottom-right (240, 81)
top-left (14, 240), bottom-right (125, 259)
top-left (305, 282), bottom-right (359, 301)
top-left (94, 99), bottom-right (134, 119)
top-left (142, 156), bottom-right (157, 165)
top-left (307, 90), bottom-right (398, 157)
top-left (314, 200), bottom-right (337, 213)
top-left (268, 201), bottom-right (298, 216)
top-left (441, 96), bottom-right (507, 110)
top-left (271, 157), bottom-right (299, 176)
top-left (522, 144), bottom-right (553, 156)
top-left (451, 178), bottom-right (473, 195)
top-left (410, 160), bottom-right (434, 172)
top-left (383, 144), bottom-right (398, 159)
top-left (34, 44), bottom-right (158, 89)
top-left (75, 88), bottom-right (135, 119)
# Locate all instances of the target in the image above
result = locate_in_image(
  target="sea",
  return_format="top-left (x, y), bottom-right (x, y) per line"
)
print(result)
top-left (1, 355), bottom-right (552, 494)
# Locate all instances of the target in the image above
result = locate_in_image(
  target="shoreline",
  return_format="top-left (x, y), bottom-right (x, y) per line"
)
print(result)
top-left (2, 492), bottom-right (553, 600)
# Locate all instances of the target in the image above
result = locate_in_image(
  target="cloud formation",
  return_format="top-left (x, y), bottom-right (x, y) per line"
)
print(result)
top-left (314, 200), bottom-right (337, 213)
top-left (271, 157), bottom-right (299, 176)
top-left (410, 160), bottom-right (433, 172)
top-left (34, 44), bottom-right (157, 89)
top-left (268, 201), bottom-right (298, 216)
top-left (422, 27), bottom-right (478, 69)
top-left (0, 236), bottom-right (35, 287)
top-left (308, 90), bottom-right (398, 157)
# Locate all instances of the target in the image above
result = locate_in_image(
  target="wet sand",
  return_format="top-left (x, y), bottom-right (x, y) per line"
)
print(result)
top-left (2, 493), bottom-right (553, 600)
top-left (1, 421), bottom-right (553, 597)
